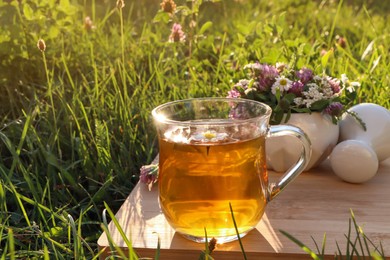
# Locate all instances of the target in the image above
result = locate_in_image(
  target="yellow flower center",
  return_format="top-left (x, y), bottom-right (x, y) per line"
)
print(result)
top-left (203, 131), bottom-right (216, 140)
top-left (280, 78), bottom-right (287, 86)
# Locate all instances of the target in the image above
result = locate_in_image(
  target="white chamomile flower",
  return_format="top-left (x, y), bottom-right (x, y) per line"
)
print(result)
top-left (191, 130), bottom-right (228, 143)
top-left (346, 86), bottom-right (355, 93)
top-left (347, 81), bottom-right (361, 93)
top-left (271, 76), bottom-right (292, 95)
top-left (341, 74), bottom-right (361, 93)
top-left (341, 74), bottom-right (349, 84)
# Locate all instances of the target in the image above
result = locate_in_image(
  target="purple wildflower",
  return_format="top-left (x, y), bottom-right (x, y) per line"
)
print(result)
top-left (244, 62), bottom-right (279, 90)
top-left (227, 89), bottom-right (241, 98)
top-left (229, 103), bottom-right (251, 119)
top-left (243, 63), bottom-right (278, 91)
top-left (234, 79), bottom-right (250, 90)
top-left (296, 68), bottom-right (313, 84)
top-left (261, 64), bottom-right (279, 78)
top-left (324, 102), bottom-right (343, 117)
top-left (258, 64), bottom-right (279, 89)
top-left (327, 77), bottom-right (341, 94)
top-left (244, 62), bottom-right (262, 77)
top-left (140, 164), bottom-right (159, 189)
top-left (169, 23), bottom-right (185, 42)
top-left (288, 81), bottom-right (304, 96)
top-left (252, 80), bottom-right (267, 92)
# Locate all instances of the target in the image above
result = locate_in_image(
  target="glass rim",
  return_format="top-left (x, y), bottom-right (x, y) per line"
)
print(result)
top-left (152, 97), bottom-right (272, 126)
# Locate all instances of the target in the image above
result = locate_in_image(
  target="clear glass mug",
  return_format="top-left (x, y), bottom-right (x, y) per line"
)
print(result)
top-left (152, 97), bottom-right (311, 243)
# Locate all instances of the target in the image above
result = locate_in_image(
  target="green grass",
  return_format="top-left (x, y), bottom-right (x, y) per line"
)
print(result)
top-left (281, 210), bottom-right (386, 259)
top-left (0, 0), bottom-right (389, 258)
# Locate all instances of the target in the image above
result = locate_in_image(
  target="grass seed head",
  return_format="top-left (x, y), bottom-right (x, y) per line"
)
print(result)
top-left (84, 16), bottom-right (96, 31)
top-left (37, 39), bottom-right (46, 52)
top-left (116, 0), bottom-right (125, 9)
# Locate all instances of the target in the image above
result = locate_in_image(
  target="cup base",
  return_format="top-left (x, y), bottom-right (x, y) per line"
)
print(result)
top-left (179, 230), bottom-right (251, 244)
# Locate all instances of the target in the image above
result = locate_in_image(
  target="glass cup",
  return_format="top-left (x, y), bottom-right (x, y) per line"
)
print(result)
top-left (152, 97), bottom-right (311, 243)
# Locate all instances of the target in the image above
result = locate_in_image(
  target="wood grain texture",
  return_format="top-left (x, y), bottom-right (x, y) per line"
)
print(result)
top-left (98, 159), bottom-right (390, 259)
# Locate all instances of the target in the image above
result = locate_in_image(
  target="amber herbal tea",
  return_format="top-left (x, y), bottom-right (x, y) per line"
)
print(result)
top-left (158, 128), bottom-right (268, 240)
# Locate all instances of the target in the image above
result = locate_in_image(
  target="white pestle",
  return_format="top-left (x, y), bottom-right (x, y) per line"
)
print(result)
top-left (329, 103), bottom-right (390, 183)
top-left (330, 140), bottom-right (378, 183)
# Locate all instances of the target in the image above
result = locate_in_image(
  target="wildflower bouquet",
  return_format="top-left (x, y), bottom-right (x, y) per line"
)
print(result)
top-left (227, 62), bottom-right (360, 125)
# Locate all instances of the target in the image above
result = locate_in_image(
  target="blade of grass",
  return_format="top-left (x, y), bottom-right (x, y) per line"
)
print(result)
top-left (310, 233), bottom-right (326, 257)
top-left (103, 202), bottom-right (139, 259)
top-left (43, 244), bottom-right (50, 260)
top-left (2, 181), bottom-right (31, 227)
top-left (350, 209), bottom-right (366, 258)
top-left (8, 106), bottom-right (38, 180)
top-left (321, 233), bottom-right (326, 257)
top-left (204, 228), bottom-right (209, 256)
top-left (8, 228), bottom-right (15, 260)
top-left (229, 202), bottom-right (247, 260)
top-left (345, 217), bottom-right (352, 258)
top-left (280, 230), bottom-right (321, 260)
top-left (102, 209), bottom-right (120, 258)
top-left (363, 235), bottom-right (386, 258)
top-left (335, 241), bottom-right (343, 259)
top-left (154, 233), bottom-right (160, 260)
top-left (100, 222), bottom-right (127, 259)
top-left (327, 0), bottom-right (344, 48)
top-left (68, 214), bottom-right (79, 259)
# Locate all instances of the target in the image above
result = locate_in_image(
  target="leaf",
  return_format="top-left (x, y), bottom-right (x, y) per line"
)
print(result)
top-left (370, 55), bottom-right (381, 74)
top-left (176, 5), bottom-right (192, 16)
top-left (23, 3), bottom-right (34, 20)
top-left (48, 26), bottom-right (60, 39)
top-left (245, 90), bottom-right (256, 100)
top-left (283, 110), bottom-right (291, 123)
top-left (254, 93), bottom-right (269, 102)
top-left (153, 11), bottom-right (170, 23)
top-left (291, 107), bottom-right (311, 113)
top-left (283, 93), bottom-right (296, 103)
top-left (361, 40), bottom-right (374, 60)
top-left (310, 99), bottom-right (329, 111)
top-left (45, 152), bottom-right (59, 167)
top-left (44, 226), bottom-right (64, 238)
top-left (199, 21), bottom-right (213, 35)
top-left (272, 109), bottom-right (285, 125)
top-left (284, 39), bottom-right (298, 47)
top-left (274, 88), bottom-right (281, 102)
top-left (261, 48), bottom-right (282, 64)
top-left (59, 0), bottom-right (70, 9)
top-left (321, 48), bottom-right (333, 69)
top-left (345, 110), bottom-right (367, 131)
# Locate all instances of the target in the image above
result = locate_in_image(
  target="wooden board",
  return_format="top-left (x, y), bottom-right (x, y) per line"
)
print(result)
top-left (98, 159), bottom-right (390, 259)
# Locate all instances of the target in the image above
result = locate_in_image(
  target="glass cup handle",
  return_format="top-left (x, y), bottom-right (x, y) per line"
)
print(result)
top-left (267, 125), bottom-right (312, 201)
